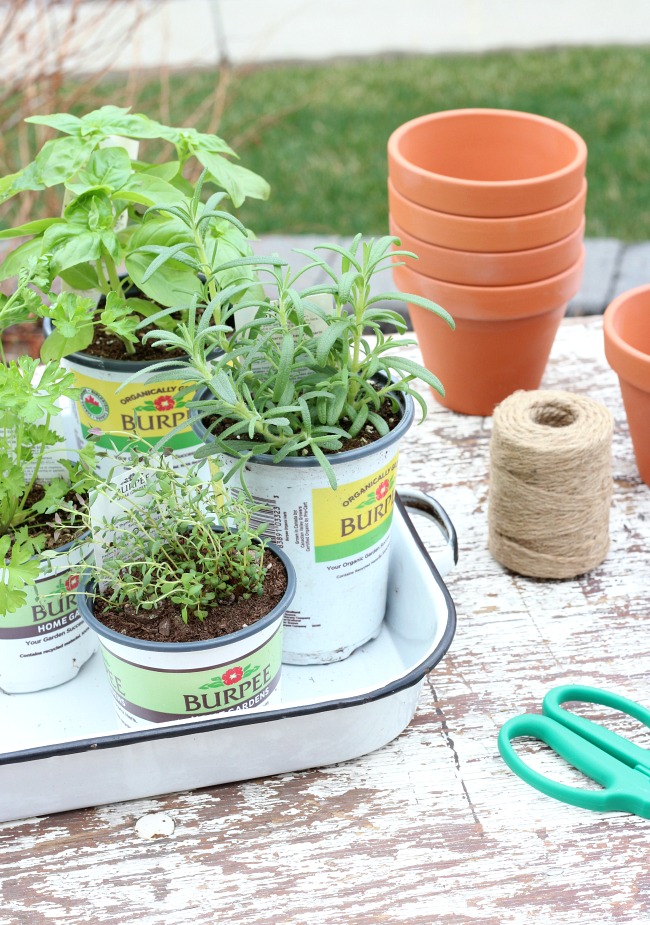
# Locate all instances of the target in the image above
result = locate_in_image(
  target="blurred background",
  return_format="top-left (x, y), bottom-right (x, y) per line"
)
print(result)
top-left (2, 0), bottom-right (650, 241)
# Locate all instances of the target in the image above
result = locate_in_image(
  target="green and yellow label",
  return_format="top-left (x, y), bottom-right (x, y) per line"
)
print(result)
top-left (0, 553), bottom-right (90, 639)
top-left (100, 623), bottom-right (283, 724)
top-left (72, 368), bottom-right (198, 452)
top-left (312, 455), bottom-right (398, 563)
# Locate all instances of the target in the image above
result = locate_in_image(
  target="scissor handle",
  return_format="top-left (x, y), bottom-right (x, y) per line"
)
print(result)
top-left (498, 714), bottom-right (650, 817)
top-left (543, 685), bottom-right (650, 769)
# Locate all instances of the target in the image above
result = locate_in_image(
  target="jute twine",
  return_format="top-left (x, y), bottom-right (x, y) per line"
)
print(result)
top-left (488, 390), bottom-right (613, 579)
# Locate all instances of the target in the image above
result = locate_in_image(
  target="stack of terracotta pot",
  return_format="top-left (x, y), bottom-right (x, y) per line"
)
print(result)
top-left (388, 108), bottom-right (588, 415)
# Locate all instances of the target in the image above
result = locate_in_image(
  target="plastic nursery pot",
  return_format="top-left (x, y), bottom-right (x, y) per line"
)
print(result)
top-left (390, 216), bottom-right (584, 287)
top-left (388, 178), bottom-right (588, 253)
top-left (393, 253), bottom-right (585, 416)
top-left (387, 109), bottom-right (587, 217)
top-left (62, 350), bottom-right (201, 475)
top-left (0, 535), bottom-right (96, 694)
top-left (76, 543), bottom-right (296, 729)
top-left (603, 285), bottom-right (650, 486)
top-left (192, 388), bottom-right (415, 666)
top-left (43, 316), bottom-right (208, 478)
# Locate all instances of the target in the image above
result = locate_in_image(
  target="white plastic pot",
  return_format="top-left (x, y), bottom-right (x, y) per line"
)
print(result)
top-left (76, 542), bottom-right (296, 729)
top-left (193, 391), bottom-right (415, 665)
top-left (0, 536), bottom-right (96, 694)
top-left (62, 350), bottom-right (203, 477)
top-left (41, 316), bottom-right (206, 478)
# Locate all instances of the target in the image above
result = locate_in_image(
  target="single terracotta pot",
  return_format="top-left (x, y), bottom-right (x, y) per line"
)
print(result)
top-left (388, 178), bottom-right (587, 253)
top-left (409, 301), bottom-right (567, 416)
top-left (390, 216), bottom-right (584, 286)
top-left (388, 109), bottom-right (587, 217)
top-left (393, 254), bottom-right (585, 416)
top-left (603, 285), bottom-right (650, 486)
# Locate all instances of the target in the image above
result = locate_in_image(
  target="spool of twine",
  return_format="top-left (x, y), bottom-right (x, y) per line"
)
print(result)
top-left (488, 390), bottom-right (613, 579)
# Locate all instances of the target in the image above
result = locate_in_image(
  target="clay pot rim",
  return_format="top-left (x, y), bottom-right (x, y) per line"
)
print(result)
top-left (393, 249), bottom-right (584, 321)
top-left (388, 109), bottom-right (587, 216)
top-left (391, 215), bottom-right (585, 286)
top-left (391, 215), bottom-right (585, 260)
top-left (388, 178), bottom-right (587, 252)
top-left (388, 108), bottom-right (587, 193)
top-left (388, 176), bottom-right (587, 227)
top-left (604, 285), bottom-right (650, 392)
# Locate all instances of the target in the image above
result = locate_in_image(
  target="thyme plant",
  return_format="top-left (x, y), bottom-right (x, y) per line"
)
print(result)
top-left (79, 451), bottom-right (270, 624)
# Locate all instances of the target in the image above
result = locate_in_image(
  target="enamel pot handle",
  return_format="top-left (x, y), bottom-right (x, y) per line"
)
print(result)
top-left (396, 489), bottom-right (459, 576)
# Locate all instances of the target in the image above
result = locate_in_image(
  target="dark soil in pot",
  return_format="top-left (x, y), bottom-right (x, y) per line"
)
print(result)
top-left (13, 484), bottom-right (87, 549)
top-left (91, 548), bottom-right (288, 644)
top-left (86, 283), bottom-right (184, 362)
top-left (205, 393), bottom-right (403, 455)
top-left (84, 279), bottom-right (232, 362)
top-left (83, 320), bottom-right (187, 362)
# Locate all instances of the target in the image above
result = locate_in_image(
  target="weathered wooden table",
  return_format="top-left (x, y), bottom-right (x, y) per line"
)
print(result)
top-left (1, 315), bottom-right (649, 925)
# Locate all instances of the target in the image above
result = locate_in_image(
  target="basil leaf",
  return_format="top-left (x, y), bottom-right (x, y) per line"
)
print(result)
top-left (195, 149), bottom-right (270, 206)
top-left (25, 113), bottom-right (82, 135)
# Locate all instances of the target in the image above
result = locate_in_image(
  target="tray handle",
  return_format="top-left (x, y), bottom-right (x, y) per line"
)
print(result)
top-left (396, 489), bottom-right (458, 577)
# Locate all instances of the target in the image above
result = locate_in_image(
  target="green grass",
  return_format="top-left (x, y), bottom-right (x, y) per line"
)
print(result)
top-left (9, 46), bottom-right (650, 240)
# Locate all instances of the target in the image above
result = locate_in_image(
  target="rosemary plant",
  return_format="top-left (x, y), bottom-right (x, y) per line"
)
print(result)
top-left (125, 171), bottom-right (285, 354)
top-left (136, 234), bottom-right (455, 487)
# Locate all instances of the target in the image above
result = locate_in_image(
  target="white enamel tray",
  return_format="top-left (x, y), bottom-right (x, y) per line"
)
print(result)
top-left (0, 492), bottom-right (457, 823)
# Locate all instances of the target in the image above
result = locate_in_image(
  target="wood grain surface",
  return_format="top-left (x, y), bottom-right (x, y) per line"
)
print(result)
top-left (1, 316), bottom-right (649, 925)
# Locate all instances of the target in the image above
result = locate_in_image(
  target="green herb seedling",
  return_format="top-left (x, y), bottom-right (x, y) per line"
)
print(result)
top-left (76, 448), bottom-right (270, 625)
top-left (0, 107), bottom-right (272, 358)
top-left (137, 234), bottom-right (454, 488)
top-left (0, 264), bottom-right (95, 615)
top-left (125, 170), bottom-right (286, 354)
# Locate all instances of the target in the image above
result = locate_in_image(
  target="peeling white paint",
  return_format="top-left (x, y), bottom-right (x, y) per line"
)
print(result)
top-left (135, 813), bottom-right (175, 839)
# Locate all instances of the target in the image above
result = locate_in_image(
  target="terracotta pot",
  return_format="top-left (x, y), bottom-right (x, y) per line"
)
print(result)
top-left (390, 216), bottom-right (584, 287)
top-left (393, 254), bottom-right (585, 415)
top-left (603, 285), bottom-right (650, 486)
top-left (388, 109), bottom-right (587, 217)
top-left (388, 178), bottom-right (587, 253)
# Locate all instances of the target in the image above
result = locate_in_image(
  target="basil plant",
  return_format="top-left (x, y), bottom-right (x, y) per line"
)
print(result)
top-left (0, 106), bottom-right (270, 359)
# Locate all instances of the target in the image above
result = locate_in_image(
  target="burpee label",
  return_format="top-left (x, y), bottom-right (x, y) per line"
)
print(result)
top-left (311, 455), bottom-right (398, 563)
top-left (99, 624), bottom-right (283, 724)
top-left (0, 561), bottom-right (86, 639)
top-left (72, 367), bottom-right (198, 452)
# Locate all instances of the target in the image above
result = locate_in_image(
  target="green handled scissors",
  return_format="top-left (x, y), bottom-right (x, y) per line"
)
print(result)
top-left (498, 684), bottom-right (650, 818)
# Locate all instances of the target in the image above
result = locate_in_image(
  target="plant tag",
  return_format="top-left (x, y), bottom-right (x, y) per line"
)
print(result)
top-left (63, 355), bottom-right (206, 476)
